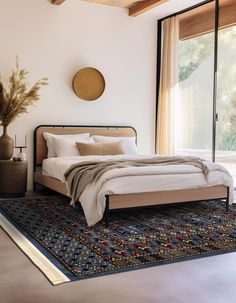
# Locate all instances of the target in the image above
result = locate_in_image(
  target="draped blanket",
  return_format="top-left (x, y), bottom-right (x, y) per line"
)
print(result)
top-left (64, 156), bottom-right (209, 204)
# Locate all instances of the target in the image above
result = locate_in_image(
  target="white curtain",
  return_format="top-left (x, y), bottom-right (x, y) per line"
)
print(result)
top-left (156, 16), bottom-right (179, 156)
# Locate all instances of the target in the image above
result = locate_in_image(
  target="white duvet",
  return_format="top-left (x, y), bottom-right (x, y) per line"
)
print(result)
top-left (42, 154), bottom-right (234, 226)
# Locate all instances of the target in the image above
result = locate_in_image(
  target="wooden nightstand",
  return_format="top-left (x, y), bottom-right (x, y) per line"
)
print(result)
top-left (0, 160), bottom-right (28, 198)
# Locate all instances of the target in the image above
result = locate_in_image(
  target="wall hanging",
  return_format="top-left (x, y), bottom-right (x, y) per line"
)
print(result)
top-left (72, 67), bottom-right (105, 101)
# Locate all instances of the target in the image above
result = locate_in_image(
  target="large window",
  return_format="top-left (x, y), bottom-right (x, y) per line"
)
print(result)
top-left (170, 0), bottom-right (236, 184)
top-left (215, 25), bottom-right (236, 183)
top-left (176, 31), bottom-right (214, 160)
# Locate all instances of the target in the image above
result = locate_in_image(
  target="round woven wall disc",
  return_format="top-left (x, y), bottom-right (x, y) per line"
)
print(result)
top-left (73, 67), bottom-right (105, 101)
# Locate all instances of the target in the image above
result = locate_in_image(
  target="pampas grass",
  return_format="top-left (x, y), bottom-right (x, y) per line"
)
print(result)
top-left (0, 57), bottom-right (48, 127)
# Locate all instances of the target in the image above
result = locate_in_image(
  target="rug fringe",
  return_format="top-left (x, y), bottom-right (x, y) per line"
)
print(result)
top-left (0, 214), bottom-right (70, 285)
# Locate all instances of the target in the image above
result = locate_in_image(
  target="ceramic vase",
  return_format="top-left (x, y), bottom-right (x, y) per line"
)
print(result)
top-left (0, 126), bottom-right (14, 160)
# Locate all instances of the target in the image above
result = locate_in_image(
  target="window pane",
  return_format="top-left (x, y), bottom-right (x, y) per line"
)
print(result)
top-left (176, 4), bottom-right (215, 160)
top-left (215, 22), bottom-right (236, 185)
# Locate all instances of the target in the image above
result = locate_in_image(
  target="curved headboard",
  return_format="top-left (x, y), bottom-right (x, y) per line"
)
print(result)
top-left (34, 125), bottom-right (137, 169)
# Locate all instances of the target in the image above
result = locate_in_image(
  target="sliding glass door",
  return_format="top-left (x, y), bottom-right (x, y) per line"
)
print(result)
top-left (215, 0), bottom-right (236, 184)
top-left (157, 0), bottom-right (236, 185)
top-left (175, 2), bottom-right (216, 161)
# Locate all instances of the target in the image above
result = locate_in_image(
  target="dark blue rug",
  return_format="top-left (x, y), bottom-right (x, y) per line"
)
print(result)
top-left (0, 196), bottom-right (235, 285)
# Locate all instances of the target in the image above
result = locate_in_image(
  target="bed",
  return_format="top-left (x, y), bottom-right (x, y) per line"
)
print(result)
top-left (33, 125), bottom-right (233, 227)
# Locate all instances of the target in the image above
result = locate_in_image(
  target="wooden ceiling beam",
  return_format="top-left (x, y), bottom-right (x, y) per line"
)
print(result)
top-left (52, 0), bottom-right (65, 5)
top-left (179, 0), bottom-right (236, 40)
top-left (129, 0), bottom-right (168, 17)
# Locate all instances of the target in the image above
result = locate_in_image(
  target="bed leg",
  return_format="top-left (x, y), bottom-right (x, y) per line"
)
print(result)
top-left (105, 195), bottom-right (109, 228)
top-left (226, 187), bottom-right (230, 212)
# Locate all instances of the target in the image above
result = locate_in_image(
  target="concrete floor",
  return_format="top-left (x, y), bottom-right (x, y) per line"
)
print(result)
top-left (1, 228), bottom-right (236, 303)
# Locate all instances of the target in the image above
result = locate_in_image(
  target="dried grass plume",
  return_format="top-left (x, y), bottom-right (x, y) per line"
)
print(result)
top-left (0, 57), bottom-right (48, 127)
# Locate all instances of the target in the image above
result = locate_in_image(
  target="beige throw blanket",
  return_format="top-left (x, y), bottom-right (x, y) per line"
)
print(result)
top-left (64, 156), bottom-right (208, 204)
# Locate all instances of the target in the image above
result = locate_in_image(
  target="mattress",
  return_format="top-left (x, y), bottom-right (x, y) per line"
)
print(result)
top-left (42, 154), bottom-right (234, 226)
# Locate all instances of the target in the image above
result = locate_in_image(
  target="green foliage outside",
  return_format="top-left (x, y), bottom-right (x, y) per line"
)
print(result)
top-left (179, 34), bottom-right (213, 82)
top-left (178, 26), bottom-right (236, 151)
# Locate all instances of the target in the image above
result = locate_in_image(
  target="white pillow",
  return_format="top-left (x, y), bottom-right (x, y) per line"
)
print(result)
top-left (43, 132), bottom-right (90, 158)
top-left (92, 135), bottom-right (138, 155)
top-left (52, 136), bottom-right (94, 157)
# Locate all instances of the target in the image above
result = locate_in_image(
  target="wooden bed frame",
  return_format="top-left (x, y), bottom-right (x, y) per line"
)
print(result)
top-left (33, 125), bottom-right (230, 227)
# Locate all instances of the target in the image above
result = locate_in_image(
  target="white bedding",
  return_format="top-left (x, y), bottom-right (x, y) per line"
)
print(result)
top-left (42, 154), bottom-right (234, 226)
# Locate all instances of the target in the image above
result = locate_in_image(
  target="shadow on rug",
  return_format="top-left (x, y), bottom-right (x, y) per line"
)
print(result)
top-left (0, 196), bottom-right (235, 285)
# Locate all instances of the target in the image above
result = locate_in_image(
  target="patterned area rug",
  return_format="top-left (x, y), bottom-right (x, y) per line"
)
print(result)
top-left (0, 196), bottom-right (236, 285)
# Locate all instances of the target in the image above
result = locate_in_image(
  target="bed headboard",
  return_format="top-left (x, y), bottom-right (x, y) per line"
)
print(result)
top-left (34, 125), bottom-right (137, 168)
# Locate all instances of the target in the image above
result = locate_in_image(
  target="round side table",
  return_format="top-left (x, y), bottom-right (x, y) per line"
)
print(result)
top-left (0, 160), bottom-right (28, 198)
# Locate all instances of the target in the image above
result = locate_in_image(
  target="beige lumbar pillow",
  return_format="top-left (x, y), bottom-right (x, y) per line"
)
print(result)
top-left (76, 141), bottom-right (125, 156)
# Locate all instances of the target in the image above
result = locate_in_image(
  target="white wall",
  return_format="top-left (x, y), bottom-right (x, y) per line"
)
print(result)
top-left (0, 0), bottom-right (157, 189)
